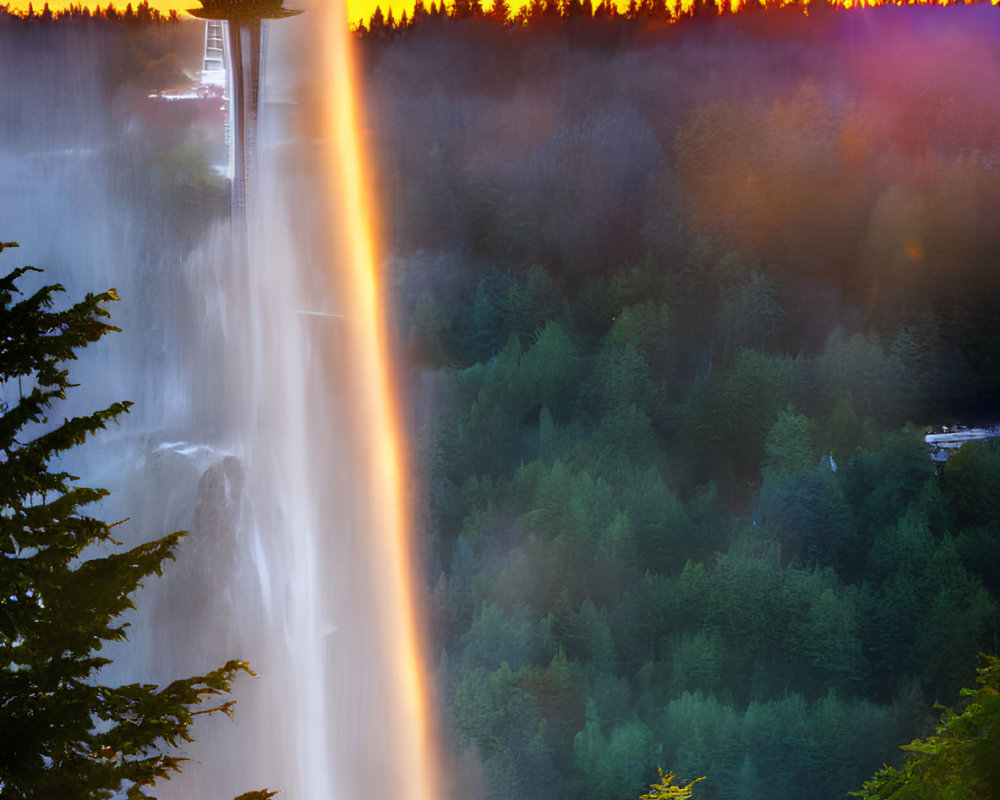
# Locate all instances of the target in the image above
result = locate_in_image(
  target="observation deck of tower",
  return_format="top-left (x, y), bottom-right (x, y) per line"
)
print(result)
top-left (189, 0), bottom-right (302, 218)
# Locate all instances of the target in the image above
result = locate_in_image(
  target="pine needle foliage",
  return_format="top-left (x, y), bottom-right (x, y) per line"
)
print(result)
top-left (0, 246), bottom-right (256, 799)
top-left (640, 769), bottom-right (706, 800)
top-left (851, 653), bottom-right (1000, 800)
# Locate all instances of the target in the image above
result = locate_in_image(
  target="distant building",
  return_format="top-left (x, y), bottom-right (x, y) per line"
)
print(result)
top-left (924, 425), bottom-right (1000, 462)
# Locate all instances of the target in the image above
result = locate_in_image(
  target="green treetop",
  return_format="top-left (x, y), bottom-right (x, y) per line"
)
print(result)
top-left (852, 653), bottom-right (1000, 800)
top-left (0, 244), bottom-right (267, 799)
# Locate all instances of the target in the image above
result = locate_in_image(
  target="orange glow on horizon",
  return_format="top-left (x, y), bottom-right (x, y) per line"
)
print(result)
top-left (318, 1), bottom-right (439, 799)
top-left (3, 0), bottom-right (998, 28)
top-left (0, 0), bottom-right (380, 24)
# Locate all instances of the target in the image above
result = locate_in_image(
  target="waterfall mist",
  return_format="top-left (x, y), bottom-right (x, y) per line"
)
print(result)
top-left (1, 5), bottom-right (438, 798)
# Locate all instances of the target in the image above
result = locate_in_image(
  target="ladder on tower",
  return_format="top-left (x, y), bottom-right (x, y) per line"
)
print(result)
top-left (201, 19), bottom-right (228, 89)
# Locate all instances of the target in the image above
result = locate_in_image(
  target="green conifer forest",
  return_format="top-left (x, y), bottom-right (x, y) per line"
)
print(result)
top-left (361, 7), bottom-right (1000, 799)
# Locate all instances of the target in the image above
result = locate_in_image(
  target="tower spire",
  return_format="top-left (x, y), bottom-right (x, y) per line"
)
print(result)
top-left (189, 0), bottom-right (303, 219)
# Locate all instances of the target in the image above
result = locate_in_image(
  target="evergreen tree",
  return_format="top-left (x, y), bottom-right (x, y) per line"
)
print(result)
top-left (0, 250), bottom-right (266, 799)
top-left (367, 5), bottom-right (385, 34)
top-left (490, 0), bottom-right (511, 23)
top-left (852, 655), bottom-right (1000, 800)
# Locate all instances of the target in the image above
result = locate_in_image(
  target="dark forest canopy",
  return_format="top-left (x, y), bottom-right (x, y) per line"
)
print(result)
top-left (359, 6), bottom-right (1000, 798)
top-left (353, 0), bottom-right (1000, 36)
top-left (362, 1), bottom-right (1000, 422)
top-left (0, 1), bottom-right (180, 24)
top-left (1, 0), bottom-right (995, 31)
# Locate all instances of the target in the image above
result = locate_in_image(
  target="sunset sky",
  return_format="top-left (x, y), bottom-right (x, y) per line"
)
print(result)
top-left (10, 0), bottom-right (983, 32)
top-left (2, 0), bottom-right (398, 27)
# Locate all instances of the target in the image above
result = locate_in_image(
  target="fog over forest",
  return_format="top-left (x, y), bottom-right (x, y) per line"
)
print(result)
top-left (360, 7), bottom-right (1000, 800)
top-left (2, 6), bottom-right (1000, 800)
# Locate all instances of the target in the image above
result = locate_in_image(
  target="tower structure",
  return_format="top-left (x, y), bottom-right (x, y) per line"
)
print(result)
top-left (189, 0), bottom-right (302, 218)
top-left (201, 19), bottom-right (228, 89)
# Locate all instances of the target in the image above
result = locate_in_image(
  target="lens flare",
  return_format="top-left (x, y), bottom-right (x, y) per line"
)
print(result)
top-left (318, 2), bottom-right (439, 799)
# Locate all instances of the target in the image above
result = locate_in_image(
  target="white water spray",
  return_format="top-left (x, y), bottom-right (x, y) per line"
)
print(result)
top-left (1, 5), bottom-right (437, 797)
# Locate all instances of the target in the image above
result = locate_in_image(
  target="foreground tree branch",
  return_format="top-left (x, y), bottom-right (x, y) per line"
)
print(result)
top-left (0, 243), bottom-right (271, 799)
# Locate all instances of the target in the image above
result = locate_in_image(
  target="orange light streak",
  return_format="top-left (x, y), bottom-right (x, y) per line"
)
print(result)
top-left (318, 1), bottom-right (439, 799)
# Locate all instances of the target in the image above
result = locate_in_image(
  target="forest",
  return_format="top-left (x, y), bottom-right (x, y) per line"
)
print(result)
top-left (353, 0), bottom-right (1000, 40)
top-left (358, 5), bottom-right (1000, 799)
top-left (0, 1), bottom-right (181, 24)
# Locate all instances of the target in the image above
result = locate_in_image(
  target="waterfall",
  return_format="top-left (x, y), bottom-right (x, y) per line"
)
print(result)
top-left (0, 3), bottom-right (439, 798)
